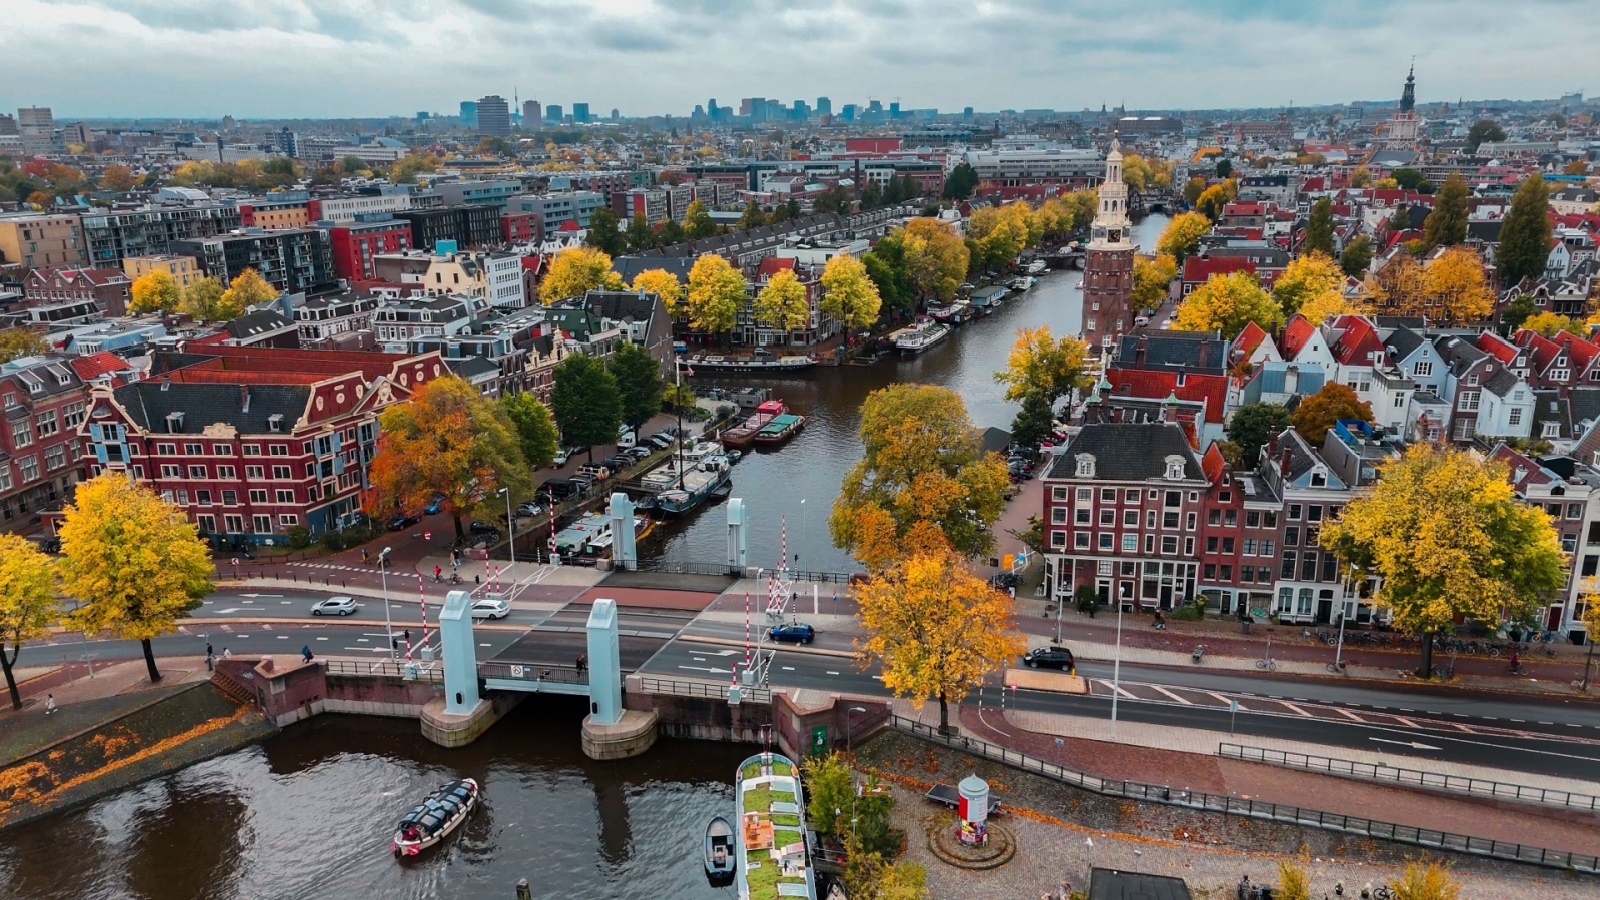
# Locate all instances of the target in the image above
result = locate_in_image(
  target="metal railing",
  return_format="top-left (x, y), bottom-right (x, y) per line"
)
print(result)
top-left (322, 659), bottom-right (444, 683)
top-left (636, 676), bottom-right (771, 705)
top-left (888, 717), bottom-right (1598, 874)
top-left (1218, 744), bottom-right (1600, 813)
top-left (635, 559), bottom-right (742, 577)
top-left (479, 660), bottom-right (588, 686)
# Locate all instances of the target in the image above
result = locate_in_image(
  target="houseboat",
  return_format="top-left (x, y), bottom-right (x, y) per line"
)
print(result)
top-left (656, 467), bottom-right (733, 517)
top-left (967, 285), bottom-right (1008, 316)
top-left (685, 352), bottom-right (816, 373)
top-left (751, 413), bottom-right (806, 447)
top-left (1008, 275), bottom-right (1037, 292)
top-left (721, 400), bottom-right (789, 448)
top-left (392, 778), bottom-right (479, 859)
top-left (894, 318), bottom-right (951, 354)
top-left (551, 512), bottom-right (654, 561)
top-left (733, 752), bottom-right (816, 900)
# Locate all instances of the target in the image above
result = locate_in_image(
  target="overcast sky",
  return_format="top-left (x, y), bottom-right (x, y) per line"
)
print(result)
top-left (3, 0), bottom-right (1594, 120)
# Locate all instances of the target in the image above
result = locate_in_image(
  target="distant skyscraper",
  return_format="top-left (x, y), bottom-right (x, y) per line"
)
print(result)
top-left (477, 95), bottom-right (511, 135)
top-left (815, 96), bottom-right (832, 117)
top-left (572, 102), bottom-right (590, 123)
top-left (610, 108), bottom-right (620, 121)
top-left (889, 101), bottom-right (901, 119)
top-left (523, 100), bottom-right (541, 126)
top-left (459, 101), bottom-right (478, 127)
top-left (17, 106), bottom-right (55, 154)
top-left (545, 104), bottom-right (562, 122)
top-left (0, 113), bottom-right (17, 135)
top-left (277, 127), bottom-right (299, 159)
top-left (963, 106), bottom-right (974, 119)
top-left (840, 104), bottom-right (857, 122)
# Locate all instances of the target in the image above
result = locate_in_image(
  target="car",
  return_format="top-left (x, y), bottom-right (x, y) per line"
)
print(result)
top-left (423, 493), bottom-right (445, 515)
top-left (645, 434), bottom-right (675, 450)
top-left (553, 448), bottom-right (574, 467)
top-left (617, 430), bottom-right (637, 450)
top-left (37, 536), bottom-right (61, 554)
top-left (624, 446), bottom-right (653, 461)
top-left (516, 501), bottom-right (546, 518)
top-left (769, 622), bottom-right (816, 645)
top-left (567, 473), bottom-right (594, 489)
top-left (470, 597), bottom-right (511, 620)
top-left (387, 513), bottom-right (419, 531)
top-left (469, 520), bottom-right (501, 536)
top-left (1022, 645), bottom-right (1076, 672)
top-left (312, 596), bottom-right (358, 616)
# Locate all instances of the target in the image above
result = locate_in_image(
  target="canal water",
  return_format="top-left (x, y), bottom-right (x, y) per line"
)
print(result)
top-left (646, 213), bottom-right (1171, 573)
top-left (0, 698), bottom-right (755, 900)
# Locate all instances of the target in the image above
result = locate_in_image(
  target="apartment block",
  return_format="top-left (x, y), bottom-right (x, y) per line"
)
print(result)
top-left (0, 213), bottom-right (86, 269)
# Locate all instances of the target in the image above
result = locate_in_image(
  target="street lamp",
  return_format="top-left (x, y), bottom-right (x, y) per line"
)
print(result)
top-left (498, 487), bottom-right (516, 566)
top-left (1111, 594), bottom-right (1124, 728)
top-left (379, 546), bottom-right (394, 657)
top-left (845, 705), bottom-right (868, 754)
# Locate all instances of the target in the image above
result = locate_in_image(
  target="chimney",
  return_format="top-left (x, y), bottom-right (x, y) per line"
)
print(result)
top-left (1281, 446), bottom-right (1293, 477)
top-left (1135, 335), bottom-right (1148, 368)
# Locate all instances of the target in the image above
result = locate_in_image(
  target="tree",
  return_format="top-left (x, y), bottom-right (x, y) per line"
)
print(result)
top-left (1214, 158), bottom-right (1233, 179)
top-left (1302, 197), bottom-right (1335, 256)
top-left (182, 276), bottom-right (239, 322)
top-left (1520, 311), bottom-right (1585, 338)
top-left (1349, 166), bottom-right (1373, 188)
top-left (862, 231), bottom-right (913, 313)
top-left (129, 270), bottom-right (182, 316)
top-left (1174, 270), bottom-right (1283, 338)
top-left (1131, 253), bottom-right (1178, 311)
top-left (1275, 859), bottom-right (1312, 900)
top-left (624, 213), bottom-right (657, 252)
top-left (942, 161), bottom-right (978, 200)
top-left (1226, 403), bottom-right (1292, 467)
top-left (829, 384), bottom-right (1007, 570)
top-left (682, 199), bottom-right (716, 240)
top-left (59, 473), bottom-right (214, 683)
top-left (1290, 383), bottom-right (1374, 445)
top-left (1182, 176), bottom-right (1206, 208)
top-left (1580, 587), bottom-right (1600, 692)
top-left (993, 325), bottom-right (1091, 406)
top-left (1272, 252), bottom-right (1344, 317)
top-left (901, 218), bottom-right (968, 301)
top-left (657, 218), bottom-right (685, 246)
top-left (1009, 391), bottom-right (1056, 447)
top-left (549, 354), bottom-right (622, 463)
top-left (854, 548), bottom-right (1025, 733)
top-left (1425, 247), bottom-right (1496, 325)
top-left (801, 751), bottom-right (855, 835)
top-left (1392, 168), bottom-right (1427, 191)
top-left (1466, 119), bottom-right (1506, 151)
top-left (1340, 234), bottom-right (1374, 278)
top-left (630, 268), bottom-right (685, 315)
top-left (1563, 159), bottom-right (1590, 176)
top-left (1298, 288), bottom-right (1358, 325)
top-left (99, 164), bottom-right (137, 192)
top-left (737, 200), bottom-right (767, 230)
top-left (661, 381), bottom-right (696, 413)
top-left (366, 375), bottom-right (533, 539)
top-left (1322, 447), bottom-right (1564, 678)
top-left (1156, 212), bottom-right (1211, 265)
top-left (499, 391), bottom-right (559, 471)
top-left (1195, 183), bottom-right (1230, 220)
top-left (860, 180), bottom-right (884, 209)
top-left (784, 198), bottom-right (802, 221)
top-left (1500, 293), bottom-right (1539, 334)
top-left (1422, 173), bottom-right (1469, 250)
top-left (1364, 253), bottom-right (1429, 316)
top-left (753, 267), bottom-right (811, 333)
top-left (221, 268), bottom-right (276, 312)
top-left (607, 341), bottom-right (665, 430)
top-left (0, 534), bottom-right (58, 709)
top-left (539, 246), bottom-right (624, 304)
top-left (1497, 174), bottom-right (1553, 287)
top-left (0, 328), bottom-right (49, 363)
top-left (1389, 858), bottom-right (1462, 900)
top-left (584, 207), bottom-right (624, 256)
top-left (685, 253), bottom-right (747, 338)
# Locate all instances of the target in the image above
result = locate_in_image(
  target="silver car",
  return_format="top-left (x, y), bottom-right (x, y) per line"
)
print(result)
top-left (311, 596), bottom-right (358, 616)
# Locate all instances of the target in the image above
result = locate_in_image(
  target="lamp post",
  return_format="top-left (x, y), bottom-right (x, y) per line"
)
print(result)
top-left (498, 487), bottom-right (516, 565)
top-left (1333, 563), bottom-right (1354, 673)
top-left (379, 546), bottom-right (394, 656)
top-left (845, 705), bottom-right (867, 754)
top-left (1110, 595), bottom-right (1124, 728)
top-left (797, 498), bottom-right (806, 576)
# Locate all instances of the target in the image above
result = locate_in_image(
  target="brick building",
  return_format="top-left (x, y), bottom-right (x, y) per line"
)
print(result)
top-left (327, 219), bottom-right (413, 282)
top-left (0, 356), bottom-right (89, 531)
top-left (22, 266), bottom-right (133, 317)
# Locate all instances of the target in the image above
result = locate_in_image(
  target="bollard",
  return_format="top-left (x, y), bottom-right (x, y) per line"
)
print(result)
top-left (515, 878), bottom-right (532, 900)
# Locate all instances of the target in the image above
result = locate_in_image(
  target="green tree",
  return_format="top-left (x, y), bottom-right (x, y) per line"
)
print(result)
top-left (1466, 119), bottom-right (1506, 151)
top-left (754, 267), bottom-right (811, 332)
top-left (181, 276), bottom-right (238, 322)
top-left (129, 270), bottom-right (183, 316)
top-left (737, 200), bottom-right (766, 230)
top-left (682, 199), bottom-right (716, 240)
top-left (1423, 173), bottom-right (1469, 249)
top-left (942, 161), bottom-right (979, 200)
top-left (60, 474), bottom-right (215, 683)
top-left (549, 354), bottom-right (622, 462)
top-left (1290, 383), bottom-right (1374, 445)
top-left (624, 213), bottom-right (657, 252)
top-left (1340, 234), bottom-right (1374, 278)
top-left (0, 328), bottom-right (49, 363)
top-left (585, 207), bottom-right (625, 256)
top-left (607, 341), bottom-right (665, 430)
top-left (499, 391), bottom-right (559, 470)
top-left (1214, 158), bottom-right (1233, 179)
top-left (340, 154), bottom-right (368, 174)
top-left (1009, 391), bottom-right (1056, 447)
top-left (784, 198), bottom-right (802, 220)
top-left (1392, 168), bottom-right (1426, 190)
top-left (1302, 196), bottom-right (1335, 257)
top-left (1226, 402), bottom-right (1292, 467)
top-left (863, 229), bottom-right (914, 312)
top-left (1499, 294), bottom-right (1539, 334)
top-left (657, 218), bottom-right (685, 245)
top-left (0, 534), bottom-right (59, 709)
top-left (1182, 176), bottom-right (1206, 207)
top-left (861, 180), bottom-right (884, 209)
top-left (801, 751), bottom-right (855, 835)
top-left (1155, 212), bottom-right (1211, 265)
top-left (1497, 173), bottom-right (1553, 287)
top-left (685, 253), bottom-right (747, 339)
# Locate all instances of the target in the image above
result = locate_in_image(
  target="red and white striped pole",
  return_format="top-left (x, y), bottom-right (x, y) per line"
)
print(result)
top-left (743, 591), bottom-right (752, 678)
top-left (407, 573), bottom-right (422, 664)
top-left (549, 505), bottom-right (558, 565)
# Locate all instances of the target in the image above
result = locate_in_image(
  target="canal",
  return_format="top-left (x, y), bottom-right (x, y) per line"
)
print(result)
top-left (645, 213), bottom-right (1171, 574)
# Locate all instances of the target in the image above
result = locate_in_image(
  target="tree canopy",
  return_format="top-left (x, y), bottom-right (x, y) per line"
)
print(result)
top-left (1272, 252), bottom-right (1344, 318)
top-left (1302, 197), bottom-right (1335, 257)
top-left (540, 246), bottom-right (625, 304)
top-left (1466, 119), bottom-right (1506, 151)
top-left (685, 253), bottom-right (748, 335)
top-left (1226, 402), bottom-right (1292, 467)
top-left (1423, 173), bottom-right (1469, 249)
top-left (1340, 234), bottom-right (1374, 278)
top-left (992, 325), bottom-right (1091, 406)
top-left (221, 268), bottom-right (276, 312)
top-left (630, 268), bottom-right (685, 315)
top-left (183, 276), bottom-right (240, 323)
top-left (1174, 270), bottom-right (1283, 338)
top-left (1290, 383), bottom-right (1374, 445)
top-left (901, 218), bottom-right (969, 301)
top-left (1131, 253), bottom-right (1178, 311)
top-left (820, 253), bottom-right (884, 333)
top-left (1497, 173), bottom-right (1553, 287)
top-left (0, 533), bottom-right (58, 709)
top-left (942, 162), bottom-right (979, 200)
top-left (499, 391), bottom-right (559, 471)
top-left (584, 207), bottom-right (625, 256)
top-left (549, 354), bottom-right (623, 460)
top-left (607, 341), bottom-right (665, 430)
top-left (754, 267), bottom-right (811, 332)
top-left (0, 328), bottom-right (49, 364)
top-left (129, 270), bottom-right (182, 316)
top-left (1519, 311), bottom-right (1586, 338)
top-left (1155, 212), bottom-right (1211, 264)
top-left (681, 199), bottom-right (716, 240)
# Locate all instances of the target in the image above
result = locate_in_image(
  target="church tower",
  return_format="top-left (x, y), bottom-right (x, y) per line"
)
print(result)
top-left (1384, 62), bottom-right (1421, 149)
top-left (1081, 137), bottom-right (1136, 354)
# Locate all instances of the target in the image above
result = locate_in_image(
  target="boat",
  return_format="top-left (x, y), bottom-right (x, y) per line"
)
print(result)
top-left (894, 318), bottom-right (950, 354)
top-left (551, 512), bottom-right (653, 560)
top-left (1008, 275), bottom-right (1037, 292)
top-left (1025, 259), bottom-right (1048, 275)
top-left (734, 752), bottom-right (816, 900)
top-left (706, 815), bottom-right (737, 886)
top-left (655, 467), bottom-right (732, 517)
top-left (727, 449), bottom-right (744, 463)
top-left (967, 285), bottom-right (1008, 316)
top-left (392, 778), bottom-right (479, 859)
top-left (685, 354), bottom-right (816, 373)
top-left (721, 400), bottom-right (789, 448)
top-left (752, 413), bottom-right (805, 446)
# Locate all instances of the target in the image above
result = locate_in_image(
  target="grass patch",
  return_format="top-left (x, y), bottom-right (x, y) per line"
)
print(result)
top-left (771, 790), bottom-right (795, 805)
top-left (774, 828), bottom-right (802, 848)
top-left (743, 785), bottom-right (774, 810)
top-left (772, 813), bottom-right (800, 827)
top-left (742, 761), bottom-right (763, 779)
top-left (746, 860), bottom-right (779, 899)
top-left (771, 759), bottom-right (794, 776)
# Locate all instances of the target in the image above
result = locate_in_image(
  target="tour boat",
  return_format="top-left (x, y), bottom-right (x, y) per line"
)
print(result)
top-left (705, 815), bottom-right (737, 886)
top-left (721, 400), bottom-right (789, 448)
top-left (925, 299), bottom-right (970, 323)
top-left (392, 778), bottom-right (478, 859)
top-left (1025, 258), bottom-right (1048, 275)
top-left (734, 752), bottom-right (816, 900)
top-left (752, 413), bottom-right (806, 446)
top-left (551, 512), bottom-right (653, 560)
top-left (893, 318), bottom-right (951, 354)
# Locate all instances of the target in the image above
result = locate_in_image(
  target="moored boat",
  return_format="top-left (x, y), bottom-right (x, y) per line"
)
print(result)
top-left (656, 467), bottom-right (732, 517)
top-left (893, 318), bottom-right (950, 354)
top-left (721, 400), bottom-right (788, 448)
top-left (734, 752), bottom-right (815, 900)
top-left (552, 512), bottom-right (653, 560)
top-left (752, 413), bottom-right (805, 446)
top-left (1026, 258), bottom-right (1048, 275)
top-left (392, 778), bottom-right (479, 859)
top-left (685, 354), bottom-right (816, 373)
top-left (706, 815), bottom-right (737, 886)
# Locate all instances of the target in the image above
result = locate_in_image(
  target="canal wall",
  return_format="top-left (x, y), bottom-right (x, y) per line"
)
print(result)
top-left (0, 681), bottom-right (277, 833)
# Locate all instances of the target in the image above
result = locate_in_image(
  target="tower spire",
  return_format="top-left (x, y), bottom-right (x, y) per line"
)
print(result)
top-left (1399, 59), bottom-right (1416, 115)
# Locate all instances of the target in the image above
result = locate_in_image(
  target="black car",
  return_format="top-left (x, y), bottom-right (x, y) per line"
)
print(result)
top-left (469, 520), bottom-right (501, 536)
top-left (604, 454), bottom-right (634, 471)
top-left (537, 480), bottom-right (577, 501)
top-left (387, 513), bottom-right (419, 531)
top-left (1022, 645), bottom-right (1075, 671)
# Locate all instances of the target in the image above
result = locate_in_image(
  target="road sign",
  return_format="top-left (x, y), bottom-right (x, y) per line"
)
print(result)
top-left (424, 531), bottom-right (432, 540)
top-left (231, 558), bottom-right (239, 566)
top-left (510, 665), bottom-right (524, 678)
top-left (810, 725), bottom-right (828, 755)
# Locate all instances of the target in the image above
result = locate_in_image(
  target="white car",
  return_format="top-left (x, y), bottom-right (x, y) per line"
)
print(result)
top-left (553, 447), bottom-right (573, 466)
top-left (470, 598), bottom-right (511, 620)
top-left (617, 430), bottom-right (637, 450)
top-left (312, 596), bottom-right (358, 616)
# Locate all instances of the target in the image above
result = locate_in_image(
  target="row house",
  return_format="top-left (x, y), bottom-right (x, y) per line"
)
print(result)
top-left (1489, 444), bottom-right (1597, 636)
top-left (0, 356), bottom-right (89, 531)
top-left (83, 347), bottom-right (448, 543)
top-left (22, 267), bottom-right (132, 317)
top-left (373, 294), bottom-right (488, 349)
top-left (371, 248), bottom-right (524, 309)
top-left (1180, 255), bottom-right (1255, 296)
top-left (1103, 331), bottom-right (1231, 446)
top-left (296, 294), bottom-right (380, 348)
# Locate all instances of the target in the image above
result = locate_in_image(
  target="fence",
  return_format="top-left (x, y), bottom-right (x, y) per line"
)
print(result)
top-left (635, 676), bottom-right (771, 705)
top-left (1217, 743), bottom-right (1600, 813)
top-left (479, 660), bottom-right (588, 687)
top-left (323, 659), bottom-right (444, 683)
top-left (888, 717), bottom-right (1598, 874)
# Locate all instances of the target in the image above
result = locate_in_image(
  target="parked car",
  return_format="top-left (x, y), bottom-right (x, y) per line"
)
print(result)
top-left (423, 493), bottom-right (445, 515)
top-left (624, 446), bottom-right (653, 461)
top-left (469, 520), bottom-right (501, 536)
top-left (311, 596), bottom-right (359, 617)
top-left (470, 597), bottom-right (511, 620)
top-left (618, 430), bottom-right (637, 450)
top-left (515, 501), bottom-right (545, 518)
top-left (387, 513), bottom-right (419, 531)
top-left (553, 448), bottom-right (574, 466)
top-left (645, 433), bottom-right (675, 450)
top-left (769, 622), bottom-right (816, 645)
top-left (1022, 645), bottom-right (1076, 672)
top-left (576, 464), bottom-right (611, 481)
top-left (537, 479), bottom-right (577, 501)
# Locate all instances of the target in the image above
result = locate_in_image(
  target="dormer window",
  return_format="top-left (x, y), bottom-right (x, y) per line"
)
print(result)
top-left (1164, 455), bottom-right (1185, 481)
top-left (1075, 453), bottom-right (1096, 479)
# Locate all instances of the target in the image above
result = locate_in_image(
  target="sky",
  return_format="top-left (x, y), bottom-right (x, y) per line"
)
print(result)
top-left (2, 0), bottom-right (1595, 120)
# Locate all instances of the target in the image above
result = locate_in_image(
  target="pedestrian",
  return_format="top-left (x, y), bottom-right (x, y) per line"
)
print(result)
top-left (43, 693), bottom-right (56, 715)
top-left (361, 547), bottom-right (369, 564)
top-left (575, 654), bottom-right (587, 674)
top-left (301, 645), bottom-right (314, 664)
top-left (206, 642), bottom-right (214, 658)
top-left (222, 647), bottom-right (232, 659)
top-left (205, 650), bottom-right (215, 671)
top-left (434, 565), bottom-right (442, 582)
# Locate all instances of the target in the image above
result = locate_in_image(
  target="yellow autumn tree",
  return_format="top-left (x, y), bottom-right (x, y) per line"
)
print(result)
top-left (1297, 288), bottom-right (1360, 325)
top-left (630, 268), bottom-right (685, 314)
top-left (1321, 445), bottom-right (1565, 677)
top-left (820, 253), bottom-right (883, 333)
top-left (854, 547), bottom-right (1025, 733)
top-left (1131, 253), bottom-right (1178, 310)
top-left (1519, 311), bottom-right (1586, 338)
top-left (129, 270), bottom-right (182, 315)
top-left (992, 325), bottom-right (1092, 405)
top-left (220, 267), bottom-right (277, 313)
top-left (1389, 858), bottom-right (1462, 900)
top-left (1364, 253), bottom-right (1430, 316)
top-left (686, 252), bottom-right (748, 339)
top-left (1272, 252), bottom-right (1345, 317)
top-left (181, 275), bottom-right (236, 322)
top-left (754, 267), bottom-right (811, 332)
top-left (539, 246), bottom-right (625, 304)
top-left (1174, 270), bottom-right (1283, 337)
top-left (59, 473), bottom-right (215, 683)
top-left (901, 218), bottom-right (969, 301)
top-left (1155, 211), bottom-right (1212, 264)
top-left (0, 533), bottom-right (59, 709)
top-left (1424, 247), bottom-right (1496, 325)
top-left (830, 384), bottom-right (1008, 570)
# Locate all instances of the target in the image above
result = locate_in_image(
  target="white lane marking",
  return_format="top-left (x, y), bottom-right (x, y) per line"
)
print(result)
top-left (276, 635), bottom-right (288, 640)
top-left (782, 666), bottom-right (796, 671)
top-left (479, 643), bottom-right (492, 647)
top-left (1370, 738), bottom-right (1441, 750)
top-left (1151, 686), bottom-right (1192, 705)
top-left (1280, 702), bottom-right (1313, 717)
top-left (1203, 691), bottom-right (1232, 705)
top-left (826, 671), bottom-right (841, 676)
top-left (1103, 681), bottom-right (1137, 699)
top-left (315, 637), bottom-right (329, 641)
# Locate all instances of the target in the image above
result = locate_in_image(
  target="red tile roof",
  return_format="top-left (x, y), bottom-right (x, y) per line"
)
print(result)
top-left (1328, 315), bottom-right (1383, 367)
top-left (1182, 255), bottom-right (1255, 284)
top-left (1554, 330), bottom-right (1600, 373)
top-left (757, 257), bottom-right (797, 279)
top-left (1514, 330), bottom-right (1564, 373)
top-left (1201, 442), bottom-right (1227, 483)
top-left (1475, 331), bottom-right (1521, 366)
top-left (69, 351), bottom-right (134, 384)
top-left (1230, 321), bottom-right (1271, 372)
top-left (1104, 368), bottom-right (1229, 421)
top-left (1280, 314), bottom-right (1317, 358)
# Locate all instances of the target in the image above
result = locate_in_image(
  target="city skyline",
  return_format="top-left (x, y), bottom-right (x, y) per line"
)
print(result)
top-left (4, 0), bottom-right (1595, 119)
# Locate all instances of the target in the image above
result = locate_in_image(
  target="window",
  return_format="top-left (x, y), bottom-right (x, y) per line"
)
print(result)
top-left (1223, 538), bottom-right (1236, 553)
top-left (197, 490), bottom-right (211, 505)
top-left (1206, 536), bottom-right (1219, 552)
top-left (275, 490), bottom-right (294, 503)
top-left (1220, 565), bottom-right (1232, 582)
top-left (1288, 504), bottom-right (1302, 520)
top-left (63, 401), bottom-right (86, 428)
top-left (1123, 509), bottom-right (1139, 527)
top-left (1052, 507), bottom-right (1068, 524)
top-left (1144, 534), bottom-right (1155, 554)
top-left (1076, 488), bottom-right (1092, 502)
top-left (270, 444), bottom-right (289, 456)
top-left (224, 514), bottom-right (244, 532)
top-left (1544, 422), bottom-right (1561, 438)
top-left (272, 465), bottom-right (292, 480)
top-left (1208, 509), bottom-right (1221, 526)
top-left (1163, 511), bottom-right (1180, 529)
top-left (44, 444), bottom-right (66, 471)
top-left (243, 444), bottom-right (260, 456)
top-left (252, 515), bottom-right (272, 533)
top-left (11, 419), bottom-right (33, 448)
top-left (1243, 538), bottom-right (1257, 555)
top-left (160, 464), bottom-right (180, 478)
top-left (1459, 392), bottom-right (1479, 412)
top-left (280, 514), bottom-right (299, 527)
top-left (1076, 507), bottom-right (1091, 525)
top-left (1053, 530), bottom-right (1069, 549)
top-left (188, 466), bottom-right (207, 479)
top-left (1075, 532), bottom-right (1090, 549)
top-left (1567, 503), bottom-right (1583, 520)
top-left (1285, 526), bottom-right (1299, 546)
top-left (1161, 535), bottom-right (1178, 554)
top-left (1185, 537), bottom-right (1195, 556)
top-left (248, 489), bottom-right (268, 504)
top-left (246, 465), bottom-right (264, 480)
top-left (1117, 533), bottom-right (1134, 551)
top-left (1301, 554), bottom-right (1317, 580)
top-left (1146, 510), bottom-right (1157, 529)
top-left (1308, 505), bottom-right (1322, 522)
top-left (1185, 512), bottom-right (1197, 531)
top-left (1413, 361), bottom-right (1432, 377)
top-left (218, 465), bottom-right (236, 479)
top-left (1261, 539), bottom-right (1275, 556)
top-left (184, 443), bottom-right (203, 455)
top-left (1100, 488), bottom-right (1116, 503)
top-left (1100, 508), bottom-right (1115, 526)
top-left (156, 443), bottom-right (175, 455)
top-left (34, 410), bottom-right (58, 438)
top-left (1281, 552), bottom-right (1296, 579)
top-left (1098, 533), bottom-right (1113, 550)
top-left (1165, 491), bottom-right (1181, 508)
top-left (1124, 489), bottom-right (1139, 503)
top-left (1052, 487), bottom-right (1068, 502)
top-left (1509, 408), bottom-right (1523, 427)
top-left (18, 455), bottom-right (39, 482)
top-left (197, 515), bottom-right (216, 534)
top-left (1204, 563), bottom-right (1217, 580)
top-left (1246, 511), bottom-right (1260, 528)
top-left (1224, 509), bottom-right (1238, 526)
top-left (1263, 511), bottom-right (1277, 528)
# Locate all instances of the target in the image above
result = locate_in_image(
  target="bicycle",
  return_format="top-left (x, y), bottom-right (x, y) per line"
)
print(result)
top-left (1507, 660), bottom-right (1529, 676)
top-left (1255, 657), bottom-right (1277, 672)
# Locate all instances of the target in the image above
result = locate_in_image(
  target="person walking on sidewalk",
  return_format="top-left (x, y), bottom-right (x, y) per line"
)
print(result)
top-left (361, 547), bottom-right (369, 564)
top-left (43, 693), bottom-right (56, 715)
top-left (434, 565), bottom-right (443, 582)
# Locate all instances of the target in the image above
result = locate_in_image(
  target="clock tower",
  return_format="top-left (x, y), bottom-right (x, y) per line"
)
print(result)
top-left (1081, 137), bottom-right (1136, 354)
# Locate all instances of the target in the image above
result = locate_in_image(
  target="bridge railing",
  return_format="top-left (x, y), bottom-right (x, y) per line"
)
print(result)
top-left (636, 676), bottom-right (771, 705)
top-left (323, 659), bottom-right (444, 683)
top-left (479, 660), bottom-right (588, 687)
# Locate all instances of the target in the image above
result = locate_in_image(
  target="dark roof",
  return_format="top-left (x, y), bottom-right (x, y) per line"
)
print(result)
top-left (1047, 422), bottom-right (1203, 482)
top-left (112, 381), bottom-right (308, 435)
top-left (1433, 334), bottom-right (1486, 373)
top-left (1113, 331), bottom-right (1229, 374)
top-left (223, 309), bottom-right (295, 341)
top-left (1382, 325), bottom-right (1425, 362)
top-left (611, 255), bottom-right (696, 285)
top-left (980, 426), bottom-right (1011, 454)
top-left (1532, 389), bottom-right (1570, 438)
top-left (1467, 220), bottom-right (1504, 243)
top-left (1568, 387), bottom-right (1600, 426)
top-left (1483, 366), bottom-right (1521, 398)
top-left (582, 290), bottom-right (662, 327)
top-left (1088, 867), bottom-right (1192, 900)
top-left (445, 355), bottom-right (499, 381)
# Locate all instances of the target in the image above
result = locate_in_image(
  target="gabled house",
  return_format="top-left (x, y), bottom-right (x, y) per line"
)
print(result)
top-left (1280, 313), bottom-right (1338, 381)
top-left (1104, 331), bottom-right (1232, 444)
top-left (1475, 367), bottom-right (1535, 440)
top-left (1325, 315), bottom-right (1387, 400)
top-left (1433, 334), bottom-right (1499, 443)
top-left (1180, 255), bottom-right (1256, 296)
top-left (1384, 325), bottom-right (1449, 395)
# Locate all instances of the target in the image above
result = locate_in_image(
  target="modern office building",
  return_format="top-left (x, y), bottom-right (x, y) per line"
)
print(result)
top-left (17, 106), bottom-right (56, 155)
top-left (171, 228), bottom-right (338, 297)
top-left (522, 100), bottom-right (541, 127)
top-left (0, 212), bottom-right (85, 269)
top-left (477, 95), bottom-right (511, 136)
top-left (459, 101), bottom-right (478, 128)
top-left (393, 206), bottom-right (502, 250)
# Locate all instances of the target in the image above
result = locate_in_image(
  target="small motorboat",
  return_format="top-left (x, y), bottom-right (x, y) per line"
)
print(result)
top-left (726, 449), bottom-right (743, 463)
top-left (392, 778), bottom-right (479, 858)
top-left (704, 815), bottom-right (736, 885)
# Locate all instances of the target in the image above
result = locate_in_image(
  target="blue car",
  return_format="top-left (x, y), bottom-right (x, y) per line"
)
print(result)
top-left (424, 494), bottom-right (445, 515)
top-left (769, 622), bottom-right (815, 645)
